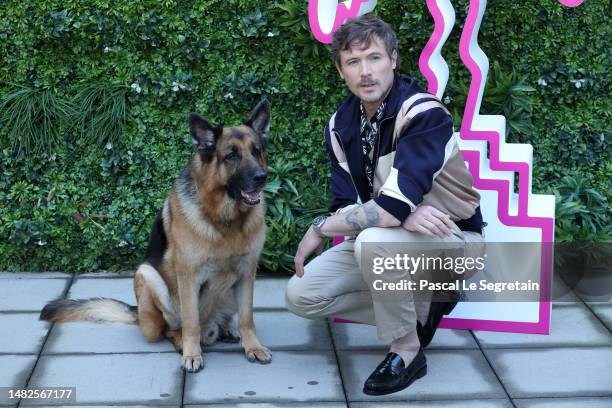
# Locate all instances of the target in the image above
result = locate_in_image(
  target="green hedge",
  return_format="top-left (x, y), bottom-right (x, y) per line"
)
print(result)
top-left (1, 0), bottom-right (609, 273)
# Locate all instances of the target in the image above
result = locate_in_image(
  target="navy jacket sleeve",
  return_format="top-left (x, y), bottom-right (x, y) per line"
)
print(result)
top-left (375, 106), bottom-right (454, 222)
top-left (324, 124), bottom-right (359, 213)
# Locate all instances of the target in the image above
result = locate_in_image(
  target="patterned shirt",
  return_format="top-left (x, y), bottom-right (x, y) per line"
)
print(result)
top-left (359, 101), bottom-right (386, 198)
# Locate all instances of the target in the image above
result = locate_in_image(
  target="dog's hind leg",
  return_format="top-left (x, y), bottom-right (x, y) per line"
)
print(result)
top-left (200, 321), bottom-right (219, 346)
top-left (217, 296), bottom-right (240, 343)
top-left (135, 263), bottom-right (179, 343)
top-left (165, 329), bottom-right (183, 353)
top-left (197, 286), bottom-right (222, 346)
top-left (198, 302), bottom-right (221, 346)
top-left (218, 314), bottom-right (240, 343)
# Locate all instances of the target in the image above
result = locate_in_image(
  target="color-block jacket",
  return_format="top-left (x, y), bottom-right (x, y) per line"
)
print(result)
top-left (325, 74), bottom-right (484, 233)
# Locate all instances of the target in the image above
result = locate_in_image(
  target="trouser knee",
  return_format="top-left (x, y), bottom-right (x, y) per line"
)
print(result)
top-left (285, 275), bottom-right (329, 319)
top-left (354, 227), bottom-right (389, 270)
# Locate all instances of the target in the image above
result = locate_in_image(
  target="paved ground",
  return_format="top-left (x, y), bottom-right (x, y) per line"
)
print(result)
top-left (0, 272), bottom-right (611, 407)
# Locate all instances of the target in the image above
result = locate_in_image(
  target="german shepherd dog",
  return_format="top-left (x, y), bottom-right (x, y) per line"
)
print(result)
top-left (41, 100), bottom-right (272, 372)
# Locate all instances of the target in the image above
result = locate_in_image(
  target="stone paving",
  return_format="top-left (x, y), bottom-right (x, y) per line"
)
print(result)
top-left (0, 272), bottom-right (611, 407)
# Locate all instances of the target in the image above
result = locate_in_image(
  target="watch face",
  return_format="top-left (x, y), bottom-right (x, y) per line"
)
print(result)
top-left (313, 215), bottom-right (326, 227)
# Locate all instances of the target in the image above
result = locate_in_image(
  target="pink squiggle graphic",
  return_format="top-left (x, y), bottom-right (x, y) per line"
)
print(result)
top-left (559, 0), bottom-right (585, 7)
top-left (308, 0), bottom-right (370, 44)
top-left (418, 0), bottom-right (451, 97)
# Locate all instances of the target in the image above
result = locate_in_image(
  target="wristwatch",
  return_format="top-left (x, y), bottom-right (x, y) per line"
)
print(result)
top-left (311, 215), bottom-right (328, 238)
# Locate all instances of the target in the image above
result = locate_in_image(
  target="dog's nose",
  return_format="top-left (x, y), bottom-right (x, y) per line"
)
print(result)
top-left (253, 171), bottom-right (267, 184)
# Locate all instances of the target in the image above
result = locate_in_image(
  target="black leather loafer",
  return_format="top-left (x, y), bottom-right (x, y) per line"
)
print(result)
top-left (417, 290), bottom-right (460, 347)
top-left (363, 346), bottom-right (427, 395)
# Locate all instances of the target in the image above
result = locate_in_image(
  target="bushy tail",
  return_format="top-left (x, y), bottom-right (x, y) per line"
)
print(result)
top-left (40, 298), bottom-right (138, 325)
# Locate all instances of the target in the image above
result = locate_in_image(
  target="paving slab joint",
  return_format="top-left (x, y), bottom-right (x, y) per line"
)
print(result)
top-left (583, 302), bottom-right (612, 335)
top-left (469, 329), bottom-right (519, 407)
top-left (17, 273), bottom-right (77, 408)
top-left (327, 318), bottom-right (351, 406)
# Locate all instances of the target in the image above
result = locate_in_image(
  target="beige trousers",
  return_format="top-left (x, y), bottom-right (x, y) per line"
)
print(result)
top-left (285, 225), bottom-right (484, 343)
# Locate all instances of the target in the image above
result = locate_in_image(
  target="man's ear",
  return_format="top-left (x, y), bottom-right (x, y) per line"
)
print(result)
top-left (336, 63), bottom-right (345, 80)
top-left (245, 99), bottom-right (271, 148)
top-left (391, 49), bottom-right (398, 70)
top-left (189, 113), bottom-right (219, 153)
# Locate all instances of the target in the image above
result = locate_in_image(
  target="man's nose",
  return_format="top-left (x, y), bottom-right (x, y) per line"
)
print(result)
top-left (360, 61), bottom-right (372, 77)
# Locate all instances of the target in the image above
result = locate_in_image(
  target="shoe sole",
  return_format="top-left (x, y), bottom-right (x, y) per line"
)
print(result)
top-left (362, 364), bottom-right (427, 396)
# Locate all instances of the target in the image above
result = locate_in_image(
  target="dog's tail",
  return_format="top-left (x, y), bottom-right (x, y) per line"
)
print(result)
top-left (40, 298), bottom-right (138, 325)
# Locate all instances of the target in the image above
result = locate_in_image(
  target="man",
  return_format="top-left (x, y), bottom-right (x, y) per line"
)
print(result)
top-left (285, 15), bottom-right (485, 395)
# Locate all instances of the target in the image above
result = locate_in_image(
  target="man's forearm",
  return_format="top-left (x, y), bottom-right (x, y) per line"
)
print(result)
top-left (319, 200), bottom-right (401, 237)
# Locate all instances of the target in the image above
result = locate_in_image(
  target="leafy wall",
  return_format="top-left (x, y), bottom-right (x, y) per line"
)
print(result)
top-left (0, 0), bottom-right (609, 272)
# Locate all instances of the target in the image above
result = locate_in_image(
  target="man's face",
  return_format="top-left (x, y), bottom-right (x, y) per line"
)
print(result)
top-left (336, 37), bottom-right (397, 111)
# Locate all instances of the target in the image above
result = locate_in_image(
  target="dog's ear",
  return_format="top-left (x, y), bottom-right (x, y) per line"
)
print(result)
top-left (245, 99), bottom-right (271, 149)
top-left (189, 113), bottom-right (220, 158)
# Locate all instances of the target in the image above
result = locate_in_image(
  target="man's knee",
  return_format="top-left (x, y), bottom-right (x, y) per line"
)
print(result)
top-left (355, 226), bottom-right (389, 250)
top-left (354, 227), bottom-right (389, 268)
top-left (285, 275), bottom-right (327, 319)
top-left (284, 276), bottom-right (306, 316)
top-left (355, 227), bottom-right (389, 246)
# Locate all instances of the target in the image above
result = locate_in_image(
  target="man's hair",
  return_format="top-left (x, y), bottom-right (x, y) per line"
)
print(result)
top-left (330, 15), bottom-right (399, 67)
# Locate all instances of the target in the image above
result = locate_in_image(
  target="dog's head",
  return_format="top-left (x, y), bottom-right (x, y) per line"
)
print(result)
top-left (188, 99), bottom-right (270, 207)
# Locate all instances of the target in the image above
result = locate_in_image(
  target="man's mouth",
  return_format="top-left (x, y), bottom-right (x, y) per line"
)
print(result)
top-left (240, 189), bottom-right (262, 206)
top-left (360, 81), bottom-right (377, 88)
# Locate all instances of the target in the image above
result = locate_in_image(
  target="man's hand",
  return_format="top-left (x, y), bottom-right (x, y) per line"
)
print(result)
top-left (294, 226), bottom-right (325, 278)
top-left (402, 205), bottom-right (454, 238)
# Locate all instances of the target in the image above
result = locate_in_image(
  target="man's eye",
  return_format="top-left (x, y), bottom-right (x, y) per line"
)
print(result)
top-left (347, 60), bottom-right (357, 65)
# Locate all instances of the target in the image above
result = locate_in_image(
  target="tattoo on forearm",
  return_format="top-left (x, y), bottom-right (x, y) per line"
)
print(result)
top-left (363, 202), bottom-right (380, 226)
top-left (344, 202), bottom-right (382, 233)
top-left (345, 210), bottom-right (364, 232)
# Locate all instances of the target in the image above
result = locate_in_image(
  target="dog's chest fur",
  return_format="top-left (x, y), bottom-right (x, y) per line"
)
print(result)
top-left (196, 253), bottom-right (251, 290)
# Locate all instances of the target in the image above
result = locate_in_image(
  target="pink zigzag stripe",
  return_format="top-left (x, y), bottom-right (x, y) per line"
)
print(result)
top-left (438, 151), bottom-right (553, 333)
top-left (431, 0), bottom-right (554, 333)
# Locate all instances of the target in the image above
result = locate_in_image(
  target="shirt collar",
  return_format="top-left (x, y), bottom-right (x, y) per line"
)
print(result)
top-left (360, 97), bottom-right (388, 130)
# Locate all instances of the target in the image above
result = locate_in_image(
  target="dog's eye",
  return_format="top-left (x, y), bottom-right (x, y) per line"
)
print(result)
top-left (225, 151), bottom-right (240, 161)
top-left (252, 146), bottom-right (260, 156)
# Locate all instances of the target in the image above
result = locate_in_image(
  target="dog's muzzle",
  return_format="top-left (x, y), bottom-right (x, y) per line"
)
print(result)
top-left (240, 189), bottom-right (263, 206)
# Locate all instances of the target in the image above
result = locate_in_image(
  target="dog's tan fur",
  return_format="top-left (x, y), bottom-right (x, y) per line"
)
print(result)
top-left (41, 101), bottom-right (272, 372)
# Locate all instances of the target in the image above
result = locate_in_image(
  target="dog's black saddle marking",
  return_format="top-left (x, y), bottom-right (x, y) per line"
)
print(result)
top-left (144, 209), bottom-right (167, 271)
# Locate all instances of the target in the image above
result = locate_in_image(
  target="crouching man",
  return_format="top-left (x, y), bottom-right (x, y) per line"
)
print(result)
top-left (285, 15), bottom-right (485, 396)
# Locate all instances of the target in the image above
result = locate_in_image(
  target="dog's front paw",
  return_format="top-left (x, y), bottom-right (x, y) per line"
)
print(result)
top-left (245, 346), bottom-right (272, 364)
top-left (181, 354), bottom-right (204, 372)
